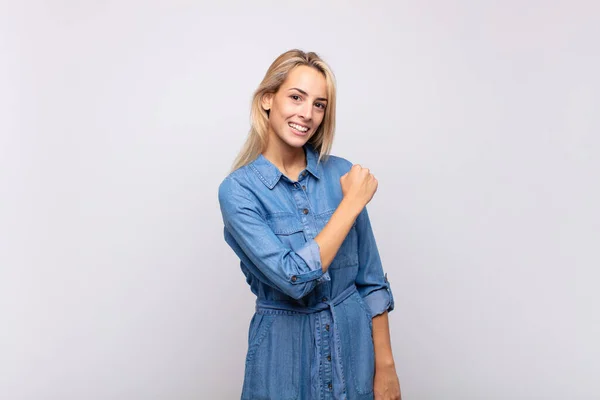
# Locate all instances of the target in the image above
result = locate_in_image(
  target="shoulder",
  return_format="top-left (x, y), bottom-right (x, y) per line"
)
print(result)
top-left (321, 153), bottom-right (354, 176)
top-left (218, 166), bottom-right (254, 204)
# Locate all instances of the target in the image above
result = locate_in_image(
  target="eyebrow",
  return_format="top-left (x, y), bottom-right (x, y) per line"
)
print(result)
top-left (288, 88), bottom-right (328, 102)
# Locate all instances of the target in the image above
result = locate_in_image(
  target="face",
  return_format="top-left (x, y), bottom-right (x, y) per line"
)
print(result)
top-left (262, 65), bottom-right (328, 150)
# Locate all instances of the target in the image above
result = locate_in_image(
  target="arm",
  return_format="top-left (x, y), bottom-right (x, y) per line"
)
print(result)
top-left (314, 197), bottom-right (362, 271)
top-left (354, 206), bottom-right (395, 317)
top-left (373, 311), bottom-right (402, 399)
top-left (219, 177), bottom-right (361, 299)
top-left (354, 206), bottom-right (400, 398)
top-left (373, 311), bottom-right (395, 368)
top-left (219, 178), bottom-right (326, 299)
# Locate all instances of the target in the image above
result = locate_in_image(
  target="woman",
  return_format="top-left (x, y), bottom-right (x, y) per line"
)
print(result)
top-left (218, 49), bottom-right (401, 400)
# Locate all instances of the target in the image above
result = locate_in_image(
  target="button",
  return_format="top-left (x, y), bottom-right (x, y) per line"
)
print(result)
top-left (328, 382), bottom-right (332, 390)
top-left (325, 324), bottom-right (330, 331)
top-left (291, 275), bottom-right (297, 282)
top-left (302, 208), bottom-right (309, 214)
top-left (302, 171), bottom-right (307, 176)
top-left (294, 183), bottom-right (299, 188)
top-left (384, 273), bottom-right (388, 282)
top-left (322, 297), bottom-right (328, 302)
top-left (327, 354), bottom-right (331, 361)
top-left (302, 185), bottom-right (306, 190)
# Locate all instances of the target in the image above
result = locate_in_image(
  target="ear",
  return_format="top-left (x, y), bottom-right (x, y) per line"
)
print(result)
top-left (261, 93), bottom-right (273, 111)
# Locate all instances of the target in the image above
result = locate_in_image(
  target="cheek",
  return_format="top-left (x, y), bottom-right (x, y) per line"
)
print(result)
top-left (278, 103), bottom-right (298, 119)
top-left (315, 112), bottom-right (326, 126)
top-left (269, 106), bottom-right (292, 132)
top-left (269, 104), bottom-right (287, 123)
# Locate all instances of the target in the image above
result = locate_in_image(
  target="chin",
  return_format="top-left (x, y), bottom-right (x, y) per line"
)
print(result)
top-left (278, 134), bottom-right (308, 148)
top-left (286, 137), bottom-right (309, 148)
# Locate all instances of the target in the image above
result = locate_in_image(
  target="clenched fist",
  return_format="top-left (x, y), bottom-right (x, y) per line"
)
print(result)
top-left (340, 164), bottom-right (378, 209)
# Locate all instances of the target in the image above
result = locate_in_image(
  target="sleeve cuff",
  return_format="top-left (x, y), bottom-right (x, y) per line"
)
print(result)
top-left (289, 239), bottom-right (330, 285)
top-left (362, 281), bottom-right (395, 317)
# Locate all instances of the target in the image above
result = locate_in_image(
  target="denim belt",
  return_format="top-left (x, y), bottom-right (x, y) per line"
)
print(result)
top-left (255, 284), bottom-right (357, 315)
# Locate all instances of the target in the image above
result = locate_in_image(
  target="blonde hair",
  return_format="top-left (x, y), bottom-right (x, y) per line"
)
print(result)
top-left (230, 49), bottom-right (337, 172)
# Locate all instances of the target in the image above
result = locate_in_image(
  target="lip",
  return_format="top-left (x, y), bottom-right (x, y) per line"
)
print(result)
top-left (288, 122), bottom-right (310, 136)
top-left (289, 121), bottom-right (310, 129)
top-left (289, 124), bottom-right (309, 136)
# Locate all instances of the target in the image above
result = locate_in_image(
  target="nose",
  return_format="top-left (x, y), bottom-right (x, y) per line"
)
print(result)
top-left (298, 102), bottom-right (312, 121)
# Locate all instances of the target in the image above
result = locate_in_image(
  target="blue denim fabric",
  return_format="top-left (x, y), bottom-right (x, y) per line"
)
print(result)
top-left (218, 143), bottom-right (395, 400)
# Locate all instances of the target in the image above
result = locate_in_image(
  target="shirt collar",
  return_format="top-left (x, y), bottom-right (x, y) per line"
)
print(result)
top-left (249, 143), bottom-right (322, 189)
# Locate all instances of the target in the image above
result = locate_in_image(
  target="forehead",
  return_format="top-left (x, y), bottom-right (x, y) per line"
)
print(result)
top-left (280, 66), bottom-right (327, 97)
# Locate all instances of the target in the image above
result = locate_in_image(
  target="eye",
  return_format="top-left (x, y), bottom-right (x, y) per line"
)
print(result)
top-left (290, 95), bottom-right (301, 101)
top-left (315, 102), bottom-right (326, 110)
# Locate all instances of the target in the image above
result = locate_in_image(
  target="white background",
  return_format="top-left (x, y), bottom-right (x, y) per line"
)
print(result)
top-left (1, 1), bottom-right (598, 399)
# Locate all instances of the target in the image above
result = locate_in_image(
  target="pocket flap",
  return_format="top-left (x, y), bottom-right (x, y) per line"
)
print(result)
top-left (266, 214), bottom-right (303, 235)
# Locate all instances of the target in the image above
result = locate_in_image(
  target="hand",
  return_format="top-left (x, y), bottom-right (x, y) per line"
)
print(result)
top-left (373, 364), bottom-right (402, 400)
top-left (340, 164), bottom-right (378, 209)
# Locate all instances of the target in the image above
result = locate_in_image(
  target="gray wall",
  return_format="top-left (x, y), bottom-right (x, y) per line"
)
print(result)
top-left (1, 1), bottom-right (598, 399)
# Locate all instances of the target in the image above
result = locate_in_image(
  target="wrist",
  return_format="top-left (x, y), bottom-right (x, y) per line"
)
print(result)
top-left (340, 197), bottom-right (363, 219)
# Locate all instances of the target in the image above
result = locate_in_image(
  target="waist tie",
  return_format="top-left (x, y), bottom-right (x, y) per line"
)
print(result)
top-left (255, 284), bottom-right (357, 315)
top-left (255, 285), bottom-right (358, 399)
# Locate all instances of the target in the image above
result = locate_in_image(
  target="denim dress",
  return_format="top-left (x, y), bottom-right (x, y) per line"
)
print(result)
top-left (218, 143), bottom-right (395, 400)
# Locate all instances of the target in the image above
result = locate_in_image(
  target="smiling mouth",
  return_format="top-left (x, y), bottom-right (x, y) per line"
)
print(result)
top-left (289, 122), bottom-right (310, 133)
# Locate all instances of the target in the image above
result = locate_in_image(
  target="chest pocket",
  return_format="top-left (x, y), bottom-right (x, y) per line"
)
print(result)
top-left (316, 209), bottom-right (359, 269)
top-left (266, 213), bottom-right (306, 252)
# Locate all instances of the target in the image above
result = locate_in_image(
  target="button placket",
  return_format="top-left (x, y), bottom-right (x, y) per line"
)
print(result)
top-left (291, 175), bottom-right (316, 239)
top-left (319, 311), bottom-right (333, 397)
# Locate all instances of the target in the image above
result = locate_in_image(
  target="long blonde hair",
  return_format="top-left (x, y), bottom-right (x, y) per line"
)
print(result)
top-left (230, 49), bottom-right (337, 172)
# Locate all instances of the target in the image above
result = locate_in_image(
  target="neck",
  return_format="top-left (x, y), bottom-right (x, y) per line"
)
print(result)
top-left (262, 134), bottom-right (307, 177)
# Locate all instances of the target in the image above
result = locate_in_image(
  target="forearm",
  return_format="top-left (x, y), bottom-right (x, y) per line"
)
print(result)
top-left (314, 197), bottom-right (362, 271)
top-left (372, 310), bottom-right (395, 368)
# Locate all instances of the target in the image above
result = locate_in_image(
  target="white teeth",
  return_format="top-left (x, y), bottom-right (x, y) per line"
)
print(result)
top-left (289, 123), bottom-right (308, 132)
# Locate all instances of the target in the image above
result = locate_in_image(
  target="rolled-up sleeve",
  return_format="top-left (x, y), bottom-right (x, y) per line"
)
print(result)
top-left (354, 206), bottom-right (395, 317)
top-left (218, 177), bottom-right (329, 299)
